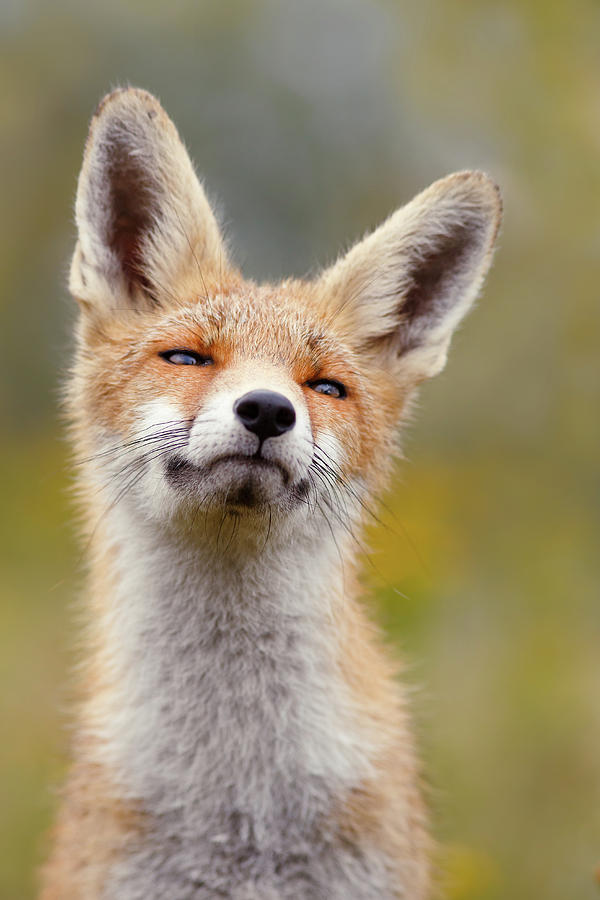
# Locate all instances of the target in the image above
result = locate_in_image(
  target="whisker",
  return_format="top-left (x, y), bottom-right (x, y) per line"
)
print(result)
top-left (77, 419), bottom-right (195, 465)
top-left (261, 505), bottom-right (273, 553)
top-left (308, 438), bottom-right (430, 578)
top-left (310, 440), bottom-right (387, 528)
top-left (223, 512), bottom-right (240, 553)
top-left (82, 436), bottom-right (192, 554)
top-left (174, 208), bottom-right (211, 304)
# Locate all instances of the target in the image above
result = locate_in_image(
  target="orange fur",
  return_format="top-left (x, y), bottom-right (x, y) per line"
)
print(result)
top-left (40, 758), bottom-right (146, 900)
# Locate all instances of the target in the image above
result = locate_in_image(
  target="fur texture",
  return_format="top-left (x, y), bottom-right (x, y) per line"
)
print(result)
top-left (40, 88), bottom-right (501, 899)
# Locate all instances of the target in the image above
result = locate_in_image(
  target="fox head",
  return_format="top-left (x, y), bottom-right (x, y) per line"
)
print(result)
top-left (69, 88), bottom-right (501, 542)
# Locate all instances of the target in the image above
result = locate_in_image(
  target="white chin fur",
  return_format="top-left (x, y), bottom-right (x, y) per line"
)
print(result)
top-left (164, 456), bottom-right (296, 510)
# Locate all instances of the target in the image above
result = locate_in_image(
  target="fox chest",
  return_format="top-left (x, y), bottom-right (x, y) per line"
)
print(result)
top-left (105, 832), bottom-right (395, 900)
top-left (98, 597), bottom-right (394, 897)
top-left (102, 752), bottom-right (395, 899)
top-left (100, 661), bottom-right (396, 899)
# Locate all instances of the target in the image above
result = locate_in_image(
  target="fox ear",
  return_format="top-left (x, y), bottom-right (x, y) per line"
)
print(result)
top-left (70, 87), bottom-right (227, 312)
top-left (316, 172), bottom-right (501, 382)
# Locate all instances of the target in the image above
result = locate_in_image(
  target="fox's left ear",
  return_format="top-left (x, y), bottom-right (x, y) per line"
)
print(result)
top-left (315, 172), bottom-right (502, 382)
top-left (70, 87), bottom-right (227, 313)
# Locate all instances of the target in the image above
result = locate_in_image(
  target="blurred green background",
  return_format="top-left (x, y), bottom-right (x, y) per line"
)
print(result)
top-left (1, 1), bottom-right (599, 897)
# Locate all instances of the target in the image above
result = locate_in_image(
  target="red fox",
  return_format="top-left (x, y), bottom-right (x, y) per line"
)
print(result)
top-left (41, 88), bottom-right (501, 899)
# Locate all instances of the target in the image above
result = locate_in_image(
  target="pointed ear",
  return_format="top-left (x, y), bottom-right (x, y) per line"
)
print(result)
top-left (70, 87), bottom-right (227, 312)
top-left (315, 172), bottom-right (502, 382)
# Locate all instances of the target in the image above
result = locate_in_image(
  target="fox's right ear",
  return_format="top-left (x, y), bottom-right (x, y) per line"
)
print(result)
top-left (70, 87), bottom-right (227, 313)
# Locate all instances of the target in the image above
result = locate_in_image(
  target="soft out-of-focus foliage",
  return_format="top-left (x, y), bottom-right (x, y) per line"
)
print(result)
top-left (1, 1), bottom-right (598, 898)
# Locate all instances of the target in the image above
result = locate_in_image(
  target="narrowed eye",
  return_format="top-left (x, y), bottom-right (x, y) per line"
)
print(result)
top-left (306, 379), bottom-right (347, 399)
top-left (159, 350), bottom-right (213, 367)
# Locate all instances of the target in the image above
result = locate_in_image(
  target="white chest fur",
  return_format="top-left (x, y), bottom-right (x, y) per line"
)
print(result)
top-left (88, 507), bottom-right (394, 898)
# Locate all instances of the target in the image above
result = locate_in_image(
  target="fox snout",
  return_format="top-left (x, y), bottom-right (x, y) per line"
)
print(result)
top-left (234, 390), bottom-right (297, 443)
top-left (126, 368), bottom-right (316, 517)
top-left (168, 385), bottom-right (303, 501)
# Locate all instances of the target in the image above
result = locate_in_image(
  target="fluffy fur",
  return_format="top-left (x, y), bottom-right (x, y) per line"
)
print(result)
top-left (40, 88), bottom-right (501, 899)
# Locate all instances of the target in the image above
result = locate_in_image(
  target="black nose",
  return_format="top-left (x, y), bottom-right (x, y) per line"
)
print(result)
top-left (234, 390), bottom-right (296, 442)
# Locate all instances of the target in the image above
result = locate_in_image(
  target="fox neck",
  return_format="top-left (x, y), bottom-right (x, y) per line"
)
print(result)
top-left (85, 500), bottom-right (373, 839)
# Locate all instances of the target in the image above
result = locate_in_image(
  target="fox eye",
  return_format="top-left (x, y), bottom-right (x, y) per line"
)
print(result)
top-left (307, 379), bottom-right (347, 399)
top-left (159, 350), bottom-right (213, 366)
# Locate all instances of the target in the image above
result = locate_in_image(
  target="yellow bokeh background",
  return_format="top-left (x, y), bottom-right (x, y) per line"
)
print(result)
top-left (1, 1), bottom-right (599, 897)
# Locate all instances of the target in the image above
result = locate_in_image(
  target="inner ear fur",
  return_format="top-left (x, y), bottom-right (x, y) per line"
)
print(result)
top-left (70, 87), bottom-right (227, 312)
top-left (315, 171), bottom-right (502, 381)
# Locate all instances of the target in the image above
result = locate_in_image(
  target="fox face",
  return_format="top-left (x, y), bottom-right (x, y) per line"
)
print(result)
top-left (74, 282), bottom-right (400, 529)
top-left (69, 88), bottom-right (500, 534)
